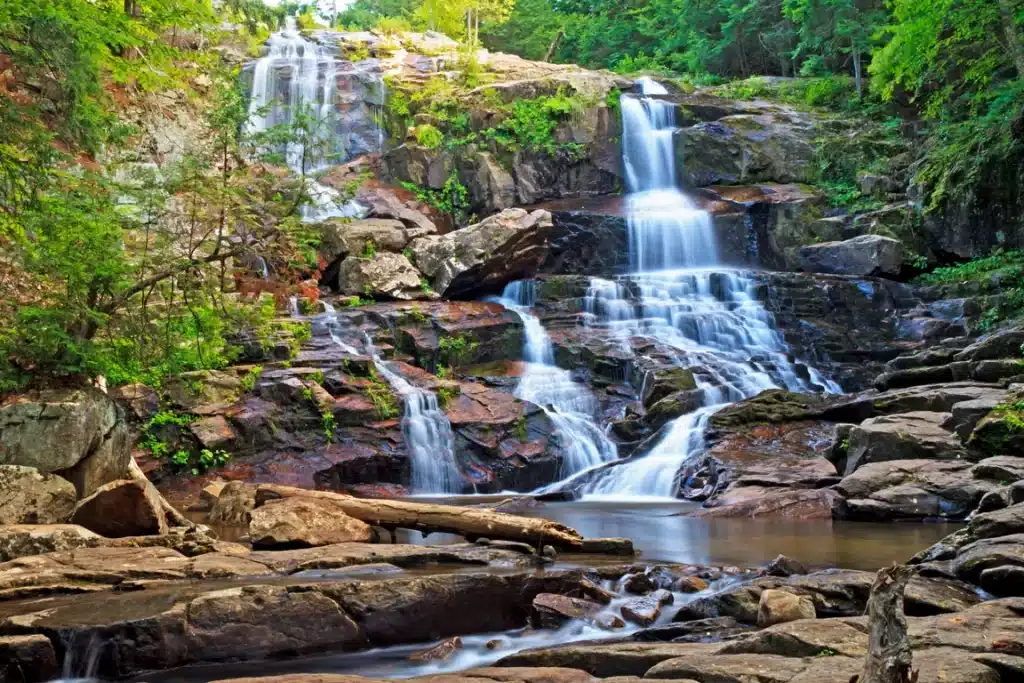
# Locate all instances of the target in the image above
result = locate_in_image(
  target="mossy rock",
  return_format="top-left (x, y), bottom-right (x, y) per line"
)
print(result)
top-left (969, 408), bottom-right (1024, 455)
top-left (647, 389), bottom-right (705, 429)
top-left (643, 367), bottom-right (698, 408)
top-left (709, 389), bottom-right (827, 430)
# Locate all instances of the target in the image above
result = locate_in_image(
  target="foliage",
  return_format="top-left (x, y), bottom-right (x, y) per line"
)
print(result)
top-left (438, 335), bottom-right (479, 367)
top-left (366, 376), bottom-right (400, 418)
top-left (400, 173), bottom-right (471, 225)
top-left (412, 124), bottom-right (445, 149)
top-left (916, 249), bottom-right (1024, 330)
top-left (240, 365), bottom-right (264, 392)
top-left (361, 239), bottom-right (378, 259)
top-left (436, 385), bottom-right (460, 408)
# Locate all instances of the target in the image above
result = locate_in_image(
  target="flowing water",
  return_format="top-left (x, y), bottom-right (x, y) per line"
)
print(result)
top-left (497, 281), bottom-right (619, 483)
top-left (244, 17), bottom-right (382, 220)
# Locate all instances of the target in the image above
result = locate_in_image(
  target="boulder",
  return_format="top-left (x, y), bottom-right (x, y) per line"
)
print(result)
top-left (0, 388), bottom-right (130, 497)
top-left (969, 407), bottom-right (1024, 456)
top-left (336, 253), bottom-right (424, 301)
top-left (798, 234), bottom-right (904, 278)
top-left (954, 325), bottom-right (1024, 362)
top-left (834, 459), bottom-right (996, 521)
top-left (532, 593), bottom-right (603, 628)
top-left (411, 209), bottom-right (554, 297)
top-left (621, 596), bottom-right (662, 626)
top-left (109, 383), bottom-right (160, 421)
top-left (0, 524), bottom-right (102, 562)
top-left (756, 589), bottom-right (816, 628)
top-left (189, 415), bottom-right (237, 451)
top-left (208, 481), bottom-right (257, 526)
top-left (164, 370), bottom-right (244, 412)
top-left (764, 555), bottom-right (808, 578)
top-left (0, 634), bottom-right (58, 683)
top-left (693, 488), bottom-right (838, 519)
top-left (319, 218), bottom-right (410, 265)
top-left (248, 498), bottom-right (374, 549)
top-left (843, 411), bottom-right (967, 474)
top-left (70, 479), bottom-right (168, 538)
top-left (0, 465), bottom-right (77, 524)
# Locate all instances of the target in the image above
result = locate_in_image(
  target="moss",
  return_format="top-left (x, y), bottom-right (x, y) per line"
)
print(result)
top-left (968, 404), bottom-right (1024, 454)
top-left (514, 415), bottom-right (528, 442)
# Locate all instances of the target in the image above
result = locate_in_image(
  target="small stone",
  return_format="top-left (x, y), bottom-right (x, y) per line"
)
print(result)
top-left (674, 576), bottom-right (709, 593)
top-left (200, 481), bottom-right (226, 509)
top-left (532, 593), bottom-right (603, 628)
top-left (580, 578), bottom-right (617, 604)
top-left (409, 636), bottom-right (462, 662)
top-left (485, 638), bottom-right (507, 650)
top-left (765, 554), bottom-right (808, 577)
top-left (623, 572), bottom-right (654, 594)
top-left (621, 596), bottom-right (662, 626)
top-left (475, 537), bottom-right (492, 545)
top-left (594, 613), bottom-right (626, 630)
top-left (542, 544), bottom-right (557, 559)
top-left (651, 589), bottom-right (675, 606)
top-left (757, 589), bottom-right (816, 628)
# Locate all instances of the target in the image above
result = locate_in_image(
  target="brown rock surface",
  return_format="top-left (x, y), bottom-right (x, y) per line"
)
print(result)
top-left (249, 498), bottom-right (375, 548)
top-left (70, 479), bottom-right (168, 537)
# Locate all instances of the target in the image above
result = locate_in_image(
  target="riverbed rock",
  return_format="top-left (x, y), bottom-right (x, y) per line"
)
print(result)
top-left (969, 407), bottom-right (1024, 456)
top-left (248, 498), bottom-right (374, 548)
top-left (621, 596), bottom-right (663, 626)
top-left (694, 488), bottom-right (839, 519)
top-left (843, 411), bottom-right (968, 474)
top-left (798, 234), bottom-right (904, 278)
top-left (336, 253), bottom-right (424, 301)
top-left (532, 593), bottom-right (603, 628)
top-left (0, 466), bottom-right (77, 525)
top-left (320, 218), bottom-right (411, 266)
top-left (498, 642), bottom-right (725, 677)
top-left (411, 209), bottom-right (554, 297)
top-left (70, 479), bottom-right (168, 538)
top-left (756, 589), bottom-right (816, 627)
top-left (0, 524), bottom-right (102, 562)
top-left (764, 555), bottom-right (808, 578)
top-left (0, 388), bottom-right (130, 497)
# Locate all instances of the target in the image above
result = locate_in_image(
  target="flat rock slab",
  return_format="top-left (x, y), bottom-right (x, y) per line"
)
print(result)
top-left (210, 667), bottom-right (596, 683)
top-left (496, 643), bottom-right (724, 677)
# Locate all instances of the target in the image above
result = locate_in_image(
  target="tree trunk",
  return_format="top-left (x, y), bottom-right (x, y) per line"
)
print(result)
top-left (853, 50), bottom-right (863, 99)
top-left (255, 484), bottom-right (585, 549)
top-left (128, 457), bottom-right (191, 528)
top-left (860, 564), bottom-right (916, 683)
top-left (544, 30), bottom-right (565, 62)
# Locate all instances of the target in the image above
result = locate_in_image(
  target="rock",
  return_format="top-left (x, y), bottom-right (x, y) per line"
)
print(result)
top-left (693, 488), bottom-right (838, 519)
top-left (336, 253), bottom-right (424, 301)
top-left (720, 618), bottom-right (866, 658)
top-left (248, 498), bottom-right (374, 549)
top-left (708, 390), bottom-right (826, 430)
top-left (834, 459), bottom-right (995, 521)
top-left (969, 407), bottom-right (1024, 456)
top-left (843, 411), bottom-right (967, 474)
top-left (968, 502), bottom-right (1024, 539)
top-left (621, 596), bottom-right (662, 626)
top-left (532, 593), bottom-right (603, 628)
top-left (497, 642), bottom-right (724, 677)
top-left (70, 479), bottom-right (168, 538)
top-left (579, 578), bottom-right (616, 604)
top-left (411, 209), bottom-right (554, 297)
top-left (189, 415), bottom-right (237, 451)
top-left (209, 481), bottom-right (257, 526)
top-left (164, 370), bottom-right (244, 412)
top-left (0, 465), bottom-right (77, 524)
top-left (798, 234), bottom-right (904, 277)
top-left (756, 589), bottom-right (816, 628)
top-left (764, 555), bottom-right (808, 578)
top-left (201, 481), bottom-right (226, 508)
top-left (673, 576), bottom-right (709, 593)
top-left (0, 388), bottom-right (130, 497)
top-left (647, 652), bottom-right (809, 683)
top-left (320, 218), bottom-right (410, 265)
top-left (0, 524), bottom-right (101, 562)
top-left (954, 325), bottom-right (1024, 362)
top-left (409, 636), bottom-right (463, 662)
top-left (0, 634), bottom-right (58, 683)
top-left (109, 383), bottom-right (160, 421)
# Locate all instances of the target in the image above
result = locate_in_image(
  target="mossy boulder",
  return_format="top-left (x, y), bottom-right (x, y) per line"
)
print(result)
top-left (969, 406), bottom-right (1024, 455)
top-left (643, 367), bottom-right (698, 408)
top-left (709, 390), bottom-right (827, 431)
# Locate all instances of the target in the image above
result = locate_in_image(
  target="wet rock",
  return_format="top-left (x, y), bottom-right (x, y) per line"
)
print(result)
top-left (843, 411), bottom-right (967, 474)
top-left (693, 488), bottom-right (838, 519)
top-left (209, 481), bottom-right (257, 526)
top-left (189, 415), bottom-right (237, 451)
top-left (673, 576), bottom-right (709, 593)
top-left (0, 388), bottom-right (130, 497)
top-left (0, 466), bottom-right (77, 525)
top-left (650, 589), bottom-right (674, 606)
top-left (708, 390), bottom-right (827, 431)
top-left (409, 636), bottom-right (463, 662)
top-left (641, 367), bottom-right (697, 408)
top-left (969, 407), bottom-right (1024, 456)
top-left (580, 538), bottom-right (634, 555)
top-left (0, 524), bottom-right (103, 563)
top-left (532, 593), bottom-right (603, 628)
top-left (954, 324), bottom-right (1024, 362)
top-left (71, 479), bottom-right (168, 538)
top-left (411, 209), bottom-right (554, 297)
top-left (579, 578), bottom-right (616, 604)
top-left (798, 234), bottom-right (904, 278)
top-left (336, 253), bottom-right (424, 301)
top-left (248, 498), bottom-right (374, 549)
top-left (721, 617), bottom-right (866, 658)
top-left (756, 589), bottom-right (816, 628)
top-left (633, 617), bottom-right (750, 643)
top-left (621, 596), bottom-right (662, 626)
top-left (764, 555), bottom-right (808, 578)
top-left (0, 634), bottom-right (58, 683)
top-left (650, 652), bottom-right (810, 682)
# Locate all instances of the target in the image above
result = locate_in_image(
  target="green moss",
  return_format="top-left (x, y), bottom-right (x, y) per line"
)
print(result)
top-left (514, 416), bottom-right (528, 442)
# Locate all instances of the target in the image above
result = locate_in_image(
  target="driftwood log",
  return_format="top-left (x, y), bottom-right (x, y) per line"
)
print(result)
top-left (128, 457), bottom-right (191, 528)
top-left (255, 484), bottom-right (585, 549)
top-left (859, 564), bottom-right (916, 683)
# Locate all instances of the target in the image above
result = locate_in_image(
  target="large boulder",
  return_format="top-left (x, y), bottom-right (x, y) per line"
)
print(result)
top-left (756, 589), bottom-right (816, 628)
top-left (70, 479), bottom-right (168, 538)
top-left (0, 388), bottom-right (130, 497)
top-left (798, 234), bottom-right (904, 277)
top-left (0, 524), bottom-right (102, 562)
top-left (319, 218), bottom-right (411, 265)
top-left (336, 252), bottom-right (424, 301)
top-left (0, 634), bottom-right (58, 683)
top-left (411, 209), bottom-right (554, 297)
top-left (843, 411), bottom-right (968, 474)
top-left (0, 465), bottom-right (77, 524)
top-left (248, 497), bottom-right (374, 549)
top-left (208, 481), bottom-right (257, 526)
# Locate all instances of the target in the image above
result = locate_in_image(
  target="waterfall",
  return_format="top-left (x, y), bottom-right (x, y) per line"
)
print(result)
top-left (288, 295), bottom-right (301, 317)
top-left (577, 80), bottom-right (839, 499)
top-left (244, 17), bottom-right (380, 221)
top-left (318, 306), bottom-right (460, 493)
top-left (498, 281), bottom-right (619, 484)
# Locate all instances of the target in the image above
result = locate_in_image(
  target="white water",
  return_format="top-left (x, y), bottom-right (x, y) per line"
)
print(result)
top-left (574, 81), bottom-right (840, 499)
top-left (244, 17), bottom-right (379, 221)
top-left (497, 281), bottom-right (619, 483)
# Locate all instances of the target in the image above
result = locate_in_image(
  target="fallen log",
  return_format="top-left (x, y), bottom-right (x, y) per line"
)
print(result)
top-left (859, 563), bottom-right (916, 683)
top-left (128, 457), bottom-right (191, 528)
top-left (255, 484), bottom-right (585, 549)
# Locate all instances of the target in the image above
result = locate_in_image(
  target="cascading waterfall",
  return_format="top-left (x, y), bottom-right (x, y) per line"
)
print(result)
top-left (317, 306), bottom-right (460, 494)
top-left (244, 17), bottom-right (382, 221)
top-left (498, 281), bottom-right (619, 482)
top-left (577, 79), bottom-right (839, 499)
